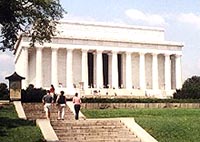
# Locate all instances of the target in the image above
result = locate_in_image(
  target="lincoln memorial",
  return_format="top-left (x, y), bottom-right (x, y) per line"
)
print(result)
top-left (14, 21), bottom-right (183, 98)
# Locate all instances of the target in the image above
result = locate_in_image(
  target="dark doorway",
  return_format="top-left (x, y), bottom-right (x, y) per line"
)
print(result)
top-left (103, 53), bottom-right (109, 88)
top-left (88, 53), bottom-right (94, 88)
top-left (118, 54), bottom-right (122, 88)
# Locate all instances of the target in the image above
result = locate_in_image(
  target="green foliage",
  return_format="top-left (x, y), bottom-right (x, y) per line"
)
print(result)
top-left (0, 0), bottom-right (66, 51)
top-left (174, 76), bottom-right (200, 99)
top-left (0, 83), bottom-right (9, 100)
top-left (21, 84), bottom-right (46, 102)
top-left (0, 105), bottom-right (44, 142)
top-left (82, 108), bottom-right (200, 142)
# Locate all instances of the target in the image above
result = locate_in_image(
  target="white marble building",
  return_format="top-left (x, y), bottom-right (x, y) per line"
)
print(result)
top-left (14, 21), bottom-right (183, 98)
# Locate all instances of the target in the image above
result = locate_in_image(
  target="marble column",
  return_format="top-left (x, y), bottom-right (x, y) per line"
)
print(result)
top-left (96, 50), bottom-right (103, 89)
top-left (152, 53), bottom-right (158, 90)
top-left (35, 47), bottom-right (43, 88)
top-left (66, 48), bottom-right (73, 89)
top-left (22, 47), bottom-right (28, 88)
top-left (165, 54), bottom-right (171, 90)
top-left (51, 47), bottom-right (58, 87)
top-left (175, 54), bottom-right (182, 89)
top-left (126, 52), bottom-right (132, 89)
top-left (112, 51), bottom-right (118, 89)
top-left (81, 49), bottom-right (88, 90)
top-left (139, 52), bottom-right (146, 90)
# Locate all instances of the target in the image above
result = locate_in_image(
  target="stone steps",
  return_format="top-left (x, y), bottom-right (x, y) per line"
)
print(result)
top-left (51, 119), bottom-right (141, 142)
top-left (60, 139), bottom-right (140, 142)
top-left (22, 103), bottom-right (75, 120)
top-left (56, 131), bottom-right (134, 136)
top-left (59, 137), bottom-right (140, 142)
top-left (53, 125), bottom-right (125, 131)
top-left (22, 103), bottom-right (141, 142)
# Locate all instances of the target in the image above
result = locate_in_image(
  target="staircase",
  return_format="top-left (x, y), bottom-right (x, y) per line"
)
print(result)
top-left (22, 103), bottom-right (141, 142)
top-left (52, 119), bottom-right (141, 142)
top-left (22, 103), bottom-right (74, 120)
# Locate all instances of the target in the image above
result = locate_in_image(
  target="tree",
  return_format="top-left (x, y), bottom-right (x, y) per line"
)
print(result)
top-left (173, 76), bottom-right (200, 99)
top-left (0, 83), bottom-right (9, 100)
top-left (0, 0), bottom-right (66, 52)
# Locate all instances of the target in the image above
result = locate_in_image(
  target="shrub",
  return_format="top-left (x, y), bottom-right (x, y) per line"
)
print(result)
top-left (0, 83), bottom-right (9, 100)
top-left (21, 84), bottom-right (46, 102)
top-left (173, 76), bottom-right (200, 99)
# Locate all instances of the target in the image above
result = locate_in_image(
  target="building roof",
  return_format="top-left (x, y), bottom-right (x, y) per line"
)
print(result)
top-left (5, 72), bottom-right (25, 81)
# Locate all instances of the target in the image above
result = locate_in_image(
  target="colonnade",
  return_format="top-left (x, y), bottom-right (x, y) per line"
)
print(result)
top-left (22, 46), bottom-right (182, 91)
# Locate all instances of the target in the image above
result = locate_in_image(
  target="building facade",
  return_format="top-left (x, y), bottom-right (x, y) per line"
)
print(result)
top-left (14, 21), bottom-right (183, 98)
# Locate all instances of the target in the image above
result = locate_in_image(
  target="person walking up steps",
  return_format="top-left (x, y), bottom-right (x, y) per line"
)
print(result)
top-left (56, 91), bottom-right (66, 120)
top-left (50, 84), bottom-right (56, 103)
top-left (42, 90), bottom-right (54, 119)
top-left (72, 92), bottom-right (81, 120)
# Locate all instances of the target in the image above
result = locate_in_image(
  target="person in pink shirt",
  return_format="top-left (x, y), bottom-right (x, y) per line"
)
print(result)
top-left (72, 92), bottom-right (81, 120)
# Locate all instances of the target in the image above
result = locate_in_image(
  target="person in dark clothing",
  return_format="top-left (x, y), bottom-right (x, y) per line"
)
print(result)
top-left (72, 93), bottom-right (81, 120)
top-left (56, 91), bottom-right (66, 120)
top-left (42, 90), bottom-right (54, 119)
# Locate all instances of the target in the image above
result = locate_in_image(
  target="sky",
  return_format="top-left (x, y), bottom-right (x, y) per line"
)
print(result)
top-left (1, 0), bottom-right (200, 84)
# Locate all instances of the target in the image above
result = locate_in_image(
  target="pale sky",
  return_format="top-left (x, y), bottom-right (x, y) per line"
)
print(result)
top-left (1, 0), bottom-right (200, 84)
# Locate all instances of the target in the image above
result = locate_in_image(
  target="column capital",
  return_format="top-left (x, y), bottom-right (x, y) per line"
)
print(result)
top-left (51, 47), bottom-right (59, 51)
top-left (126, 51), bottom-right (132, 55)
top-left (111, 50), bottom-right (118, 55)
top-left (36, 46), bottom-right (43, 51)
top-left (82, 49), bottom-right (88, 53)
top-left (96, 49), bottom-right (103, 54)
top-left (152, 52), bottom-right (158, 56)
top-left (175, 54), bottom-right (182, 58)
top-left (139, 52), bottom-right (146, 56)
top-left (66, 48), bottom-right (74, 51)
top-left (164, 53), bottom-right (171, 57)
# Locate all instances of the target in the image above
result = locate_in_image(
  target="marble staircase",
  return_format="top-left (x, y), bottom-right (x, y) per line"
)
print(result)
top-left (22, 103), bottom-right (141, 142)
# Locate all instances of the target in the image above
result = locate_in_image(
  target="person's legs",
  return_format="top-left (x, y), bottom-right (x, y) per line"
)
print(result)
top-left (74, 105), bottom-right (80, 120)
top-left (44, 104), bottom-right (51, 119)
top-left (57, 105), bottom-right (61, 119)
top-left (45, 110), bottom-right (49, 119)
top-left (61, 106), bottom-right (65, 119)
top-left (46, 104), bottom-right (51, 119)
top-left (77, 105), bottom-right (80, 119)
top-left (47, 109), bottom-right (50, 119)
top-left (74, 105), bottom-right (78, 120)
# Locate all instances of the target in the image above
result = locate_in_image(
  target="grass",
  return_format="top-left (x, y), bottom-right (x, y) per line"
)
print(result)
top-left (0, 104), bottom-right (44, 142)
top-left (81, 108), bottom-right (200, 142)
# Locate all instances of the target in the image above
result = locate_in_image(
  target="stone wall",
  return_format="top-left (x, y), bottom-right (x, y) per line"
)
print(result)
top-left (81, 103), bottom-right (200, 109)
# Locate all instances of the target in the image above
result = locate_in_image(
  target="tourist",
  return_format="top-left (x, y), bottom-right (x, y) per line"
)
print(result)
top-left (56, 91), bottom-right (66, 120)
top-left (72, 92), bottom-right (81, 120)
top-left (42, 90), bottom-right (54, 119)
top-left (50, 84), bottom-right (56, 102)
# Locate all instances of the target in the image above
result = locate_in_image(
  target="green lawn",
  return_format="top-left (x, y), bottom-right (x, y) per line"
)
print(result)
top-left (81, 108), bottom-right (200, 142)
top-left (0, 104), bottom-right (44, 142)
